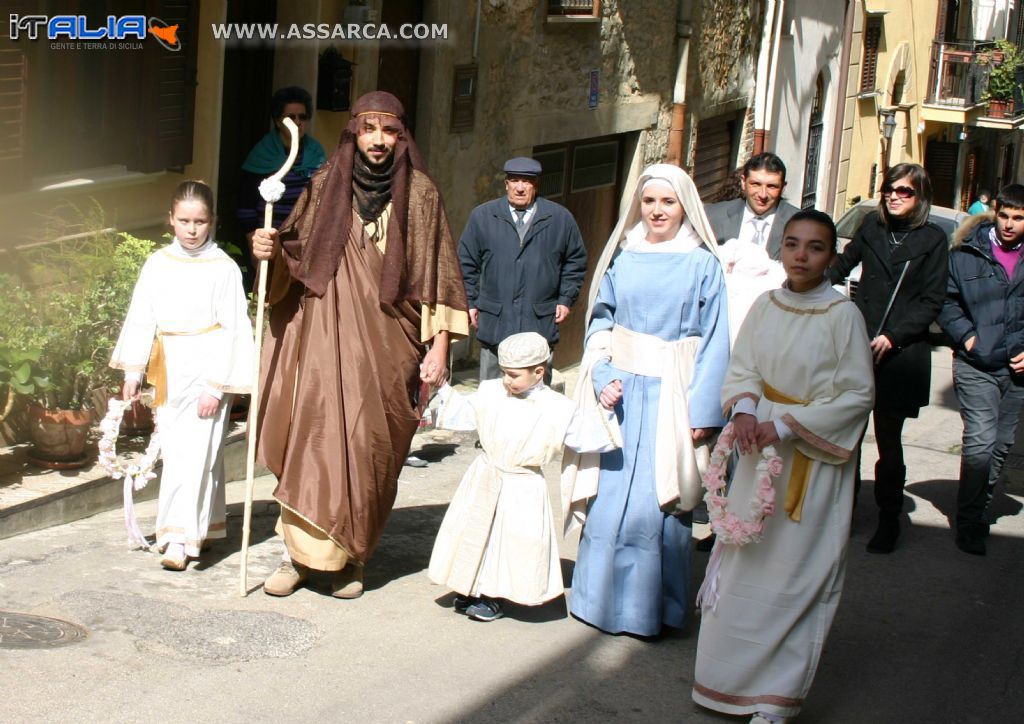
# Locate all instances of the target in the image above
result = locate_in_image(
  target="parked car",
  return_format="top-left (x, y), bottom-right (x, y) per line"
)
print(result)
top-left (834, 199), bottom-right (969, 299)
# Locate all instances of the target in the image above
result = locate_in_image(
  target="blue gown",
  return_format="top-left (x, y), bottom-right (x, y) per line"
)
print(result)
top-left (570, 247), bottom-right (729, 635)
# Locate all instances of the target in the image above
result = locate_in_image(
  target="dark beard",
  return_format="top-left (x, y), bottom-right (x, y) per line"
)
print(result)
top-left (353, 151), bottom-right (394, 221)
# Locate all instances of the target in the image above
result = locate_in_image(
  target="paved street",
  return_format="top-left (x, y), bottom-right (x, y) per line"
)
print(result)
top-left (2, 350), bottom-right (1024, 723)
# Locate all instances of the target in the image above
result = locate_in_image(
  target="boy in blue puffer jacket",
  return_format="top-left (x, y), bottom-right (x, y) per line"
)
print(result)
top-left (939, 184), bottom-right (1024, 556)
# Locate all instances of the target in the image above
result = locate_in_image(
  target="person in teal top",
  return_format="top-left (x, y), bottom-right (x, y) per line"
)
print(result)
top-left (968, 189), bottom-right (991, 216)
top-left (237, 86), bottom-right (327, 288)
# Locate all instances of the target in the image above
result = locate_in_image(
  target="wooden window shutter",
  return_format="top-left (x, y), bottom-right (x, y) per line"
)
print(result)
top-left (0, 21), bottom-right (28, 191)
top-left (860, 17), bottom-right (883, 92)
top-left (693, 115), bottom-right (737, 200)
top-left (132, 0), bottom-right (199, 173)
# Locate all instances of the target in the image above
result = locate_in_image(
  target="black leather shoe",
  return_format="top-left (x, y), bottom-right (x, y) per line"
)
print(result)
top-left (866, 516), bottom-right (900, 554)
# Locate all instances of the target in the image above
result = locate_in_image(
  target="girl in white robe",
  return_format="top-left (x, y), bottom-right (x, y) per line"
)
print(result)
top-left (428, 333), bottom-right (618, 622)
top-left (693, 210), bottom-right (874, 723)
top-left (111, 181), bottom-right (255, 571)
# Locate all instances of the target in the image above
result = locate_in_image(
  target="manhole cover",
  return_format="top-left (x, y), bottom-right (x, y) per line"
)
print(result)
top-left (0, 611), bottom-right (88, 649)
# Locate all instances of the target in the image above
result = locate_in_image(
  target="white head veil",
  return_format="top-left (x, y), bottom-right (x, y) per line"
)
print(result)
top-left (585, 163), bottom-right (721, 315)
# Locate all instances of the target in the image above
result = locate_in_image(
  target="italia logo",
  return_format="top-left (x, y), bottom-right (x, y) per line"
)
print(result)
top-left (8, 14), bottom-right (183, 51)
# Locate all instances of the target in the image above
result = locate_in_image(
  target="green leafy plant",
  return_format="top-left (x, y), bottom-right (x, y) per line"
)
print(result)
top-left (982, 39), bottom-right (1023, 102)
top-left (0, 273), bottom-right (51, 421)
top-left (0, 344), bottom-right (50, 423)
top-left (10, 201), bottom-right (157, 410)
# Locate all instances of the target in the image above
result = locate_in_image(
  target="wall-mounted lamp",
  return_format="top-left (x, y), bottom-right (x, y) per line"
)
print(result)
top-left (879, 108), bottom-right (898, 175)
top-left (880, 109), bottom-right (898, 140)
top-left (959, 129), bottom-right (969, 141)
top-left (917, 120), bottom-right (926, 134)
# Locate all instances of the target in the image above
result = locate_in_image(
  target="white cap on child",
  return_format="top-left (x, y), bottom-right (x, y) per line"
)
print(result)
top-left (497, 332), bottom-right (551, 368)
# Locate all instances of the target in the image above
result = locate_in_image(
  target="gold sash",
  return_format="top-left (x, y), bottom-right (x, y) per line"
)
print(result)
top-left (763, 384), bottom-right (812, 522)
top-left (146, 323), bottom-right (221, 407)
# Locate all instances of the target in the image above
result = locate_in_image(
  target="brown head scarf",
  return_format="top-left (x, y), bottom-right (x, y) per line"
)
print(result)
top-left (287, 91), bottom-right (430, 303)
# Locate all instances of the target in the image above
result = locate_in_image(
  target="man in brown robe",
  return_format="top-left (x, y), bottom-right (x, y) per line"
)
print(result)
top-left (251, 91), bottom-right (468, 598)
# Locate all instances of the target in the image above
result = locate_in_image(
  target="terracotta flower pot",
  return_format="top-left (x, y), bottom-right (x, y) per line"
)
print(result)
top-left (27, 405), bottom-right (93, 469)
top-left (988, 99), bottom-right (1010, 118)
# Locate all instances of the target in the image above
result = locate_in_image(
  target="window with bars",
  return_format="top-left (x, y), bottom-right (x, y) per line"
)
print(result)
top-left (860, 16), bottom-right (883, 93)
top-left (449, 64), bottom-right (477, 133)
top-left (547, 1), bottom-right (599, 18)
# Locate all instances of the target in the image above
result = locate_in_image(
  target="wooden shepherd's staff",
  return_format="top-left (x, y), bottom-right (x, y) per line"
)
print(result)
top-left (239, 117), bottom-right (300, 596)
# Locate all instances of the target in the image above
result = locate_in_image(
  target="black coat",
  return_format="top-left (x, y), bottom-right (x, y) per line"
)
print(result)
top-left (829, 213), bottom-right (949, 416)
top-left (938, 215), bottom-right (1024, 372)
top-left (457, 197), bottom-right (587, 347)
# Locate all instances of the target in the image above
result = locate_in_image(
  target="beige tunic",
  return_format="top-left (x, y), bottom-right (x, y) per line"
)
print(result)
top-left (428, 380), bottom-right (616, 605)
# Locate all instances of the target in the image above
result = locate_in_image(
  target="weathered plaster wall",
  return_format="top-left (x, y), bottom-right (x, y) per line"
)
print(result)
top-left (417, 0), bottom-right (679, 233)
top-left (683, 0), bottom-right (762, 171)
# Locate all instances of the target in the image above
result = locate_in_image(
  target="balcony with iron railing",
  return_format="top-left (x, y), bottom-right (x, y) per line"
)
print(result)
top-left (922, 40), bottom-right (1024, 127)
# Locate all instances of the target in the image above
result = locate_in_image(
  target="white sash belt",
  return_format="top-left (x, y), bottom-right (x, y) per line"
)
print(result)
top-left (610, 324), bottom-right (706, 511)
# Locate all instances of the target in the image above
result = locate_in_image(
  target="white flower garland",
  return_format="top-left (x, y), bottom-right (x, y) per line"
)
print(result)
top-left (98, 398), bottom-right (161, 550)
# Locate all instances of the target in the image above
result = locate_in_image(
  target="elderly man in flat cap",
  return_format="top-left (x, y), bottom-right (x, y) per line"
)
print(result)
top-left (458, 157), bottom-right (587, 383)
top-left (251, 91), bottom-right (468, 599)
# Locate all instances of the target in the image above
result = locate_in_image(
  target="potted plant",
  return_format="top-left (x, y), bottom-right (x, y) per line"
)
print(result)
top-left (982, 39), bottom-right (1022, 118)
top-left (0, 274), bottom-right (52, 444)
top-left (9, 207), bottom-right (156, 467)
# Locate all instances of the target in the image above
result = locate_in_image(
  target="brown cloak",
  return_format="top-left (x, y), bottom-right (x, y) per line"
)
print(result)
top-left (256, 167), bottom-right (466, 566)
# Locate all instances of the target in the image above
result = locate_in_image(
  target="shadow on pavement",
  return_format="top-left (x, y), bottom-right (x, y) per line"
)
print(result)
top-left (908, 477), bottom-right (1024, 529)
top-left (408, 442), bottom-right (459, 464)
top-left (191, 499), bottom-right (281, 570)
top-left (365, 503), bottom-right (449, 592)
top-left (444, 488), bottom-right (1024, 723)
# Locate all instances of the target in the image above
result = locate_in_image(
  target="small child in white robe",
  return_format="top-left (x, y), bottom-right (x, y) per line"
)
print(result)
top-left (111, 180), bottom-right (255, 571)
top-left (719, 237), bottom-right (787, 345)
top-left (428, 332), bottom-right (618, 622)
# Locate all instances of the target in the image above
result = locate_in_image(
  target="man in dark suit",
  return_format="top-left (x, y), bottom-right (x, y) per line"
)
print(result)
top-left (458, 156), bottom-right (587, 382)
top-left (704, 152), bottom-right (800, 260)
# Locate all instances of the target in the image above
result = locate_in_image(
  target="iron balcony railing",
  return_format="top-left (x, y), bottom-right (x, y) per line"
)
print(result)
top-left (926, 40), bottom-right (994, 108)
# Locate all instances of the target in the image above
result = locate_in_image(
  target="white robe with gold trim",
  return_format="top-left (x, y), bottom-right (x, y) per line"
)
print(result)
top-left (111, 239), bottom-right (255, 557)
top-left (693, 282), bottom-right (873, 719)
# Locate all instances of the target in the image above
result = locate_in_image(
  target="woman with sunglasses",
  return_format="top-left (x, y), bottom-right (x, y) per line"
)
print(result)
top-left (237, 86), bottom-right (327, 288)
top-left (829, 163), bottom-right (949, 554)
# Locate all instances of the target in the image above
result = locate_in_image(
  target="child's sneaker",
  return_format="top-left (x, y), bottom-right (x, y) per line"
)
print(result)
top-left (453, 594), bottom-right (478, 614)
top-left (466, 598), bottom-right (504, 622)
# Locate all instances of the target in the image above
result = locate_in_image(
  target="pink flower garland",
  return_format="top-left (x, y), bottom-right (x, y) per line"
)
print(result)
top-left (697, 421), bottom-right (785, 612)
top-left (702, 421), bottom-right (783, 545)
top-left (98, 398), bottom-right (161, 550)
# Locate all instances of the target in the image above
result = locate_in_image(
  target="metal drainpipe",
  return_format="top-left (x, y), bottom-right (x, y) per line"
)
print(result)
top-left (760, 0), bottom-right (786, 153)
top-left (666, 0), bottom-right (692, 167)
top-left (753, 0), bottom-right (778, 155)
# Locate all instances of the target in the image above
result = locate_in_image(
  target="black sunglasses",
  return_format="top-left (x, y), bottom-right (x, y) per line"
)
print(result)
top-left (881, 185), bottom-right (916, 199)
top-left (283, 113), bottom-right (310, 122)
